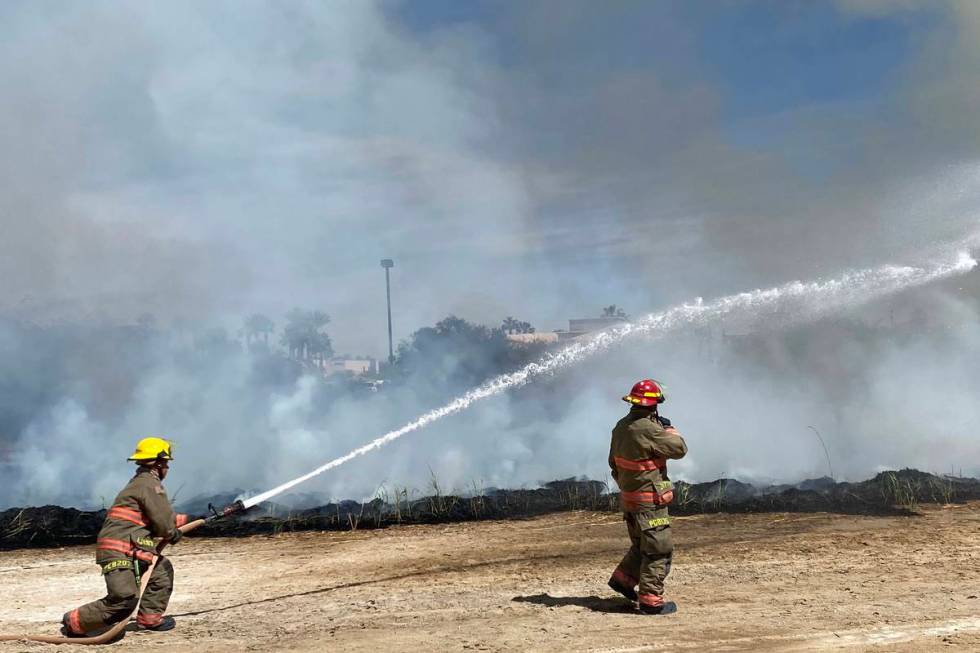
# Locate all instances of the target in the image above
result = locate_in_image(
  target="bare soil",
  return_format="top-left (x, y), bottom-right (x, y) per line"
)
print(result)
top-left (1, 503), bottom-right (979, 652)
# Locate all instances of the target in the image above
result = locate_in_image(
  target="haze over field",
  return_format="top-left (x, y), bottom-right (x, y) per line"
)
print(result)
top-left (2, 1), bottom-right (980, 509)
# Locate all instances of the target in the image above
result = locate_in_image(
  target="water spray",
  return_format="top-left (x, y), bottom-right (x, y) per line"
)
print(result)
top-left (241, 249), bottom-right (977, 510)
top-left (807, 426), bottom-right (835, 481)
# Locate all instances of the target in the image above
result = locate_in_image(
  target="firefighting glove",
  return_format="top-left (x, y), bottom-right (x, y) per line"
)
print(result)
top-left (169, 528), bottom-right (183, 544)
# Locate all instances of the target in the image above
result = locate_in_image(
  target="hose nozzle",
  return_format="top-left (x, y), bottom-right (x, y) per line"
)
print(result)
top-left (206, 499), bottom-right (246, 523)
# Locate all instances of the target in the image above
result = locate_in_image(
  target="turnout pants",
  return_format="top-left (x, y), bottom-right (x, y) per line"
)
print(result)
top-left (64, 557), bottom-right (175, 634)
top-left (609, 510), bottom-right (673, 608)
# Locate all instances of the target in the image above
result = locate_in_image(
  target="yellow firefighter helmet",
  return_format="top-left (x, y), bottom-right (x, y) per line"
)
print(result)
top-left (127, 437), bottom-right (174, 462)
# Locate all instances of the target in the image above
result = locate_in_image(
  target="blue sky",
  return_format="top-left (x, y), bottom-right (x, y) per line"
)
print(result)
top-left (372, 2), bottom-right (974, 246)
top-left (388, 2), bottom-right (933, 123)
top-left (697, 3), bottom-right (927, 115)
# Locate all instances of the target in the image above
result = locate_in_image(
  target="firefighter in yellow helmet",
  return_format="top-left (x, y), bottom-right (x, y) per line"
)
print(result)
top-left (607, 379), bottom-right (687, 614)
top-left (61, 437), bottom-right (190, 636)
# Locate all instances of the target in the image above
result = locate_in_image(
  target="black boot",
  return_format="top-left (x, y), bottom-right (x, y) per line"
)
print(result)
top-left (60, 625), bottom-right (86, 638)
top-left (607, 578), bottom-right (638, 601)
top-left (60, 613), bottom-right (86, 638)
top-left (638, 601), bottom-right (677, 615)
top-left (138, 616), bottom-right (176, 632)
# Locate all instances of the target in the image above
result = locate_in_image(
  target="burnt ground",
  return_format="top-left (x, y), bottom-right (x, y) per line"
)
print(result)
top-left (1, 502), bottom-right (979, 652)
top-left (2, 468), bottom-right (978, 549)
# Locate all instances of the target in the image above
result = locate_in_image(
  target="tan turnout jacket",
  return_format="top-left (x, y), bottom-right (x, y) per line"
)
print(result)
top-left (609, 408), bottom-right (688, 513)
top-left (95, 467), bottom-right (188, 567)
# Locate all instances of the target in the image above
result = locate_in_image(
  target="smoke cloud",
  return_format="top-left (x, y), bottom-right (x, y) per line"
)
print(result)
top-left (2, 2), bottom-right (980, 508)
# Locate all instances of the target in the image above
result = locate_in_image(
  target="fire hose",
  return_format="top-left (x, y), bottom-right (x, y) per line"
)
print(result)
top-left (0, 500), bottom-right (246, 646)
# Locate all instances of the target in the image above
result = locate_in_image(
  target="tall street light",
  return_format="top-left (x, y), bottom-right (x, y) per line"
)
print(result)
top-left (380, 258), bottom-right (395, 365)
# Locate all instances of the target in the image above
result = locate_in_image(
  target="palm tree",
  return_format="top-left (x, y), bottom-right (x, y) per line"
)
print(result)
top-left (309, 331), bottom-right (334, 368)
top-left (243, 313), bottom-right (275, 347)
top-left (281, 309), bottom-right (332, 362)
top-left (502, 316), bottom-right (536, 334)
top-left (601, 305), bottom-right (628, 319)
top-left (136, 312), bottom-right (156, 330)
top-left (255, 314), bottom-right (275, 346)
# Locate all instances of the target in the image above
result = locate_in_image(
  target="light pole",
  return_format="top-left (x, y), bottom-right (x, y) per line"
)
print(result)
top-left (381, 259), bottom-right (394, 365)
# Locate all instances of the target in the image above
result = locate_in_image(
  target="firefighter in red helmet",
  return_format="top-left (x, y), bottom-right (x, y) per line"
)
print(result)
top-left (607, 379), bottom-right (688, 614)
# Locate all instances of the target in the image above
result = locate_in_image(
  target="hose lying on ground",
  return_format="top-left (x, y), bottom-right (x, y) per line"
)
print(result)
top-left (0, 518), bottom-right (206, 646)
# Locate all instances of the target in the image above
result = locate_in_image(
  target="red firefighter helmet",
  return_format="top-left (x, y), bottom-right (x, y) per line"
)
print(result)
top-left (623, 379), bottom-right (667, 406)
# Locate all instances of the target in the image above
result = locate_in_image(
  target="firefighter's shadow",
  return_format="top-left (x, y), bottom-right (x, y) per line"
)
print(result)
top-left (512, 593), bottom-right (635, 614)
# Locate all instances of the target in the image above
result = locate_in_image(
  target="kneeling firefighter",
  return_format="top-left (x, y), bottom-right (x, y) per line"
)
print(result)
top-left (62, 437), bottom-right (190, 636)
top-left (607, 379), bottom-right (688, 614)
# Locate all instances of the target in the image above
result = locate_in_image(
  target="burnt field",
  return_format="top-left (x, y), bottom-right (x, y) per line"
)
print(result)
top-left (2, 468), bottom-right (978, 549)
top-left (3, 503), bottom-right (980, 652)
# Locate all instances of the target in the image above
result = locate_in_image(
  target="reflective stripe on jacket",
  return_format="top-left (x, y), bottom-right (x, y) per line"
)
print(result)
top-left (95, 468), bottom-right (188, 564)
top-left (608, 408), bottom-right (688, 513)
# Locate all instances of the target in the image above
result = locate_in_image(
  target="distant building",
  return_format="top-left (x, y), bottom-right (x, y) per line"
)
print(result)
top-left (555, 316), bottom-right (628, 340)
top-left (326, 357), bottom-right (378, 376)
top-left (506, 332), bottom-right (559, 344)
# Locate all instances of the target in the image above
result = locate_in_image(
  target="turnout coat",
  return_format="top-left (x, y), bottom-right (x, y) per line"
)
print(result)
top-left (608, 408), bottom-right (688, 514)
top-left (95, 467), bottom-right (188, 569)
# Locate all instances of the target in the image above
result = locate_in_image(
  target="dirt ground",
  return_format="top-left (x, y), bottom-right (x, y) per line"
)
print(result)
top-left (1, 503), bottom-right (979, 652)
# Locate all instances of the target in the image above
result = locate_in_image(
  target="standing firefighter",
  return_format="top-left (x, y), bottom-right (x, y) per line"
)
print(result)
top-left (62, 437), bottom-right (189, 636)
top-left (607, 379), bottom-right (687, 614)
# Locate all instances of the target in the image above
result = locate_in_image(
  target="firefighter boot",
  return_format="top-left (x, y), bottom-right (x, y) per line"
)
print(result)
top-left (607, 577), bottom-right (638, 601)
top-left (138, 616), bottom-right (176, 632)
top-left (638, 601), bottom-right (677, 615)
top-left (60, 613), bottom-right (86, 639)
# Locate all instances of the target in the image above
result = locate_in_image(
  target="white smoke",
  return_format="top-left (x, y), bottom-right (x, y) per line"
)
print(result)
top-left (4, 3), bottom-right (980, 509)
